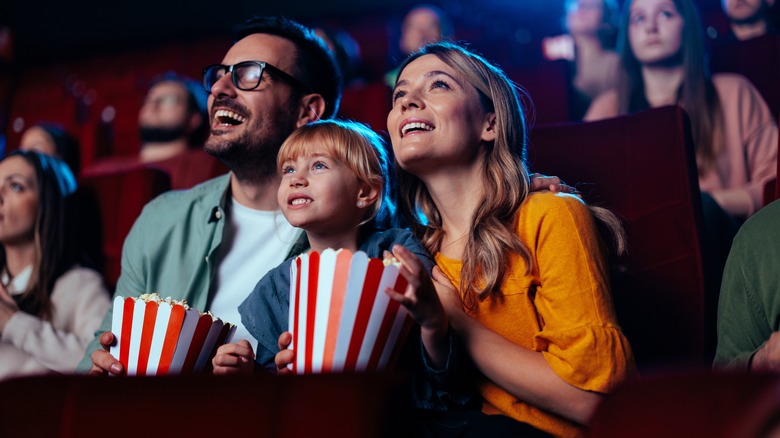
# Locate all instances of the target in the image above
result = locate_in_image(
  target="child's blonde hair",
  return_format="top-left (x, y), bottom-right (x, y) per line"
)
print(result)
top-left (277, 120), bottom-right (396, 228)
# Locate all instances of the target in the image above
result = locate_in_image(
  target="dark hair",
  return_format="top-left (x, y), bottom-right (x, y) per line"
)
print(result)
top-left (1, 150), bottom-right (77, 320)
top-left (34, 123), bottom-right (81, 176)
top-left (148, 72), bottom-right (210, 146)
top-left (615, 0), bottom-right (720, 173)
top-left (232, 16), bottom-right (342, 119)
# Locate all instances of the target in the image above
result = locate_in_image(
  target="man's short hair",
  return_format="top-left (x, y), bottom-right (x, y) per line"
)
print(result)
top-left (232, 16), bottom-right (342, 120)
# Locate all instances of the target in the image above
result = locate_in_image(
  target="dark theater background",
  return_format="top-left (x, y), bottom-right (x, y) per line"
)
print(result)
top-left (0, 1), bottom-right (728, 160)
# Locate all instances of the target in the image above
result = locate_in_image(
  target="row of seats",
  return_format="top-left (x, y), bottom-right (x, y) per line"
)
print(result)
top-left (1, 369), bottom-right (777, 437)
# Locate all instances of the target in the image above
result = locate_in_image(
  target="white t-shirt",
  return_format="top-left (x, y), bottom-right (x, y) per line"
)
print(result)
top-left (209, 198), bottom-right (301, 352)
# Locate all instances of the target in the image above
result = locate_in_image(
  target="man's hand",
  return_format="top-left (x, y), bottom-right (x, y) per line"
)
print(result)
top-left (752, 332), bottom-right (780, 372)
top-left (529, 173), bottom-right (580, 197)
top-left (87, 332), bottom-right (124, 376)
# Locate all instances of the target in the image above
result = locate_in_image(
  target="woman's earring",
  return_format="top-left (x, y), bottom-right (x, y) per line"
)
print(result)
top-left (357, 201), bottom-right (365, 208)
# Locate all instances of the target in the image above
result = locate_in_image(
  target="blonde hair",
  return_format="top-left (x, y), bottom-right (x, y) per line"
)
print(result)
top-left (395, 42), bottom-right (625, 310)
top-left (277, 119), bottom-right (396, 228)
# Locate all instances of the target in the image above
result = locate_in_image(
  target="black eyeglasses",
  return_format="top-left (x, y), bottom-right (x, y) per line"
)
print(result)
top-left (202, 61), bottom-right (310, 94)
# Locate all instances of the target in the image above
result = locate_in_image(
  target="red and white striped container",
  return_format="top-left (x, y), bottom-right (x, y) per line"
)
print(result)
top-left (109, 294), bottom-right (236, 375)
top-left (288, 249), bottom-right (413, 374)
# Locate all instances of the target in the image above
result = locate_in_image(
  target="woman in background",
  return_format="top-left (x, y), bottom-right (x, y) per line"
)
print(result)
top-left (585, 0), bottom-right (777, 220)
top-left (0, 150), bottom-right (109, 381)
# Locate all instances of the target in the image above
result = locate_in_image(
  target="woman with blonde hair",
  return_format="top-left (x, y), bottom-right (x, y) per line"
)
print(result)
top-left (388, 42), bottom-right (635, 437)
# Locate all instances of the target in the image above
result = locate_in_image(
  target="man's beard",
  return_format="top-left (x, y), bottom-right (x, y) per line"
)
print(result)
top-left (205, 119), bottom-right (297, 183)
top-left (139, 125), bottom-right (188, 143)
top-left (204, 95), bottom-right (301, 182)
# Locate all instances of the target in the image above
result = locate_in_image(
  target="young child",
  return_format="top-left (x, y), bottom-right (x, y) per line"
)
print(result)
top-left (212, 119), bottom-right (449, 375)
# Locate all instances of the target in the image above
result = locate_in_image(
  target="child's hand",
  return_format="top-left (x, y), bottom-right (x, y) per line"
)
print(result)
top-left (212, 340), bottom-right (255, 375)
top-left (274, 331), bottom-right (295, 375)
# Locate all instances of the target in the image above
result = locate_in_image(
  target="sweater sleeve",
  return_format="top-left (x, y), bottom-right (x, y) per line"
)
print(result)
top-left (3, 268), bottom-right (110, 373)
top-left (710, 75), bottom-right (778, 216)
top-left (528, 194), bottom-right (635, 393)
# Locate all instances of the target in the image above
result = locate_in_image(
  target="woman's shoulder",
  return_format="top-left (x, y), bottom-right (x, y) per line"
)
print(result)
top-left (519, 192), bottom-right (592, 225)
top-left (56, 266), bottom-right (105, 286)
top-left (711, 73), bottom-right (762, 98)
top-left (50, 266), bottom-right (110, 304)
top-left (583, 88), bottom-right (619, 121)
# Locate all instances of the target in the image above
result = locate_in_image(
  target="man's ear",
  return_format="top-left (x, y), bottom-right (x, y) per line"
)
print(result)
top-left (297, 94), bottom-right (326, 127)
top-left (481, 112), bottom-right (497, 143)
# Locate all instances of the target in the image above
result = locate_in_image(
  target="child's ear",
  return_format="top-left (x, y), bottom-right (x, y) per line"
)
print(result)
top-left (356, 182), bottom-right (381, 209)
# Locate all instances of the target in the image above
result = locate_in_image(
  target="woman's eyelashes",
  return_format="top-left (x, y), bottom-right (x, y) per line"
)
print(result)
top-left (393, 77), bottom-right (454, 104)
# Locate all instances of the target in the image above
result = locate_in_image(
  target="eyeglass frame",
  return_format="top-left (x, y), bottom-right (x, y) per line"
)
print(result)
top-left (202, 60), bottom-right (311, 94)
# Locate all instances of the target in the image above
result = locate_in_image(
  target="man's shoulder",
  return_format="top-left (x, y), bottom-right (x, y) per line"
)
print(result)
top-left (143, 173), bottom-right (230, 213)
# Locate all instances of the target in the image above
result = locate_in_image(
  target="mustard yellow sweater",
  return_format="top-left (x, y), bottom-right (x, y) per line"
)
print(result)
top-left (436, 192), bottom-right (636, 437)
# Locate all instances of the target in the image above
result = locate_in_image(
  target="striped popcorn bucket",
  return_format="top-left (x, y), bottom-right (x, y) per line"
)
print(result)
top-left (288, 249), bottom-right (413, 374)
top-left (109, 294), bottom-right (236, 375)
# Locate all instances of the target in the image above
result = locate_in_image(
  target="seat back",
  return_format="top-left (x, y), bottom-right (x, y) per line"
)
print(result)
top-left (507, 60), bottom-right (573, 125)
top-left (338, 81), bottom-right (392, 135)
top-left (0, 373), bottom-right (406, 437)
top-left (710, 34), bottom-right (780, 120)
top-left (78, 167), bottom-right (170, 290)
top-left (528, 106), bottom-right (708, 371)
top-left (588, 371), bottom-right (780, 438)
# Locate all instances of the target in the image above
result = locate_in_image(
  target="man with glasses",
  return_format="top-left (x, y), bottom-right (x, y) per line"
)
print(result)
top-left (79, 16), bottom-right (341, 375)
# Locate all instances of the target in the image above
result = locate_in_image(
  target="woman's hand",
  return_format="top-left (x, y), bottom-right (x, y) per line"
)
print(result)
top-left (0, 284), bottom-right (19, 332)
top-left (431, 266), bottom-right (466, 323)
top-left (212, 340), bottom-right (255, 375)
top-left (385, 245), bottom-right (450, 368)
top-left (274, 332), bottom-right (295, 375)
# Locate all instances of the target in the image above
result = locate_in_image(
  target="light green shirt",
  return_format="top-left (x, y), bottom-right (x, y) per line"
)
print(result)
top-left (76, 174), bottom-right (306, 371)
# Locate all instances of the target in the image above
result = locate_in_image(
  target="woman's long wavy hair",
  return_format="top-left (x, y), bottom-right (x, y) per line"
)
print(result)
top-left (0, 151), bottom-right (76, 320)
top-left (395, 42), bottom-right (625, 310)
top-left (615, 0), bottom-right (721, 174)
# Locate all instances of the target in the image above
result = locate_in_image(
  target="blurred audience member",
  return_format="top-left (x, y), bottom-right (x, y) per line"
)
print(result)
top-left (137, 74), bottom-right (208, 163)
top-left (585, 0), bottom-right (777, 220)
top-left (19, 123), bottom-right (81, 176)
top-left (384, 4), bottom-right (454, 87)
top-left (714, 198), bottom-right (780, 372)
top-left (543, 0), bottom-right (621, 119)
top-left (87, 73), bottom-right (224, 190)
top-left (721, 0), bottom-right (776, 41)
top-left (314, 24), bottom-right (372, 86)
top-left (0, 151), bottom-right (109, 381)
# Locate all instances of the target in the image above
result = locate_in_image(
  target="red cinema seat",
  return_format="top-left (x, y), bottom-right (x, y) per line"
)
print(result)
top-left (507, 60), bottom-right (572, 125)
top-left (710, 34), bottom-right (780, 120)
top-left (78, 167), bottom-right (171, 290)
top-left (0, 372), bottom-right (407, 437)
top-left (338, 82), bottom-right (392, 134)
top-left (588, 371), bottom-right (780, 438)
top-left (528, 106), bottom-right (708, 372)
